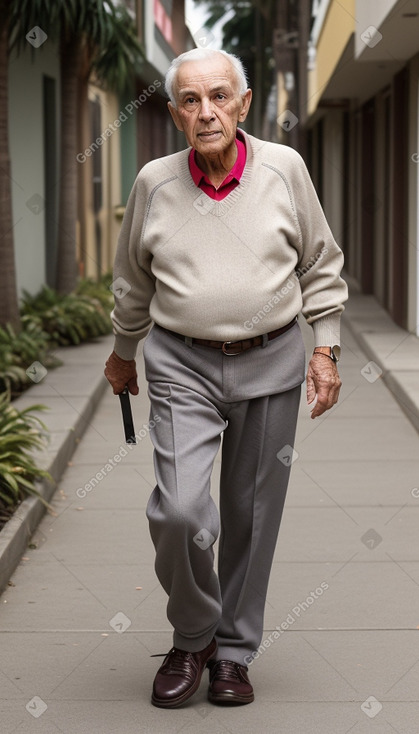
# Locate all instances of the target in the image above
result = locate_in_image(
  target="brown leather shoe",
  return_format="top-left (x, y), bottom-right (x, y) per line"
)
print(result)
top-left (208, 659), bottom-right (255, 705)
top-left (151, 638), bottom-right (217, 708)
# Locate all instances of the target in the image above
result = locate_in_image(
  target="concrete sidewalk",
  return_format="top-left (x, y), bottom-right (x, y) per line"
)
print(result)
top-left (1, 298), bottom-right (419, 734)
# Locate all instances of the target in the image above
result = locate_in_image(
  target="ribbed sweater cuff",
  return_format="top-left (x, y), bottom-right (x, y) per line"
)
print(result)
top-left (113, 334), bottom-right (140, 361)
top-left (311, 313), bottom-right (342, 347)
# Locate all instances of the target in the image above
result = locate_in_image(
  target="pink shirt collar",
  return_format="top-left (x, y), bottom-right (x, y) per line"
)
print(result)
top-left (188, 130), bottom-right (247, 191)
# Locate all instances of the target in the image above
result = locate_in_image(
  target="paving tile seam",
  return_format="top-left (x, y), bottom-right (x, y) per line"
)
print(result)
top-left (50, 503), bottom-right (419, 508)
top-left (46, 507), bottom-right (153, 511)
top-left (291, 459), bottom-right (419, 462)
top-left (271, 559), bottom-right (419, 563)
top-left (272, 558), bottom-right (419, 567)
top-left (0, 629), bottom-right (171, 633)
top-left (284, 504), bottom-right (418, 508)
top-left (274, 558), bottom-right (419, 566)
top-left (1, 627), bottom-right (418, 633)
top-left (2, 697), bottom-right (419, 703)
top-left (42, 507), bottom-right (153, 512)
top-left (299, 413), bottom-right (414, 420)
top-left (69, 461), bottom-right (154, 465)
top-left (261, 702), bottom-right (419, 707)
top-left (22, 557), bottom-right (419, 563)
top-left (385, 368), bottom-right (419, 373)
top-left (12, 559), bottom-right (154, 565)
top-left (13, 558), bottom-right (419, 568)
top-left (41, 506), bottom-right (419, 512)
top-left (262, 627), bottom-right (419, 632)
top-left (295, 459), bottom-right (419, 463)
top-left (63, 460), bottom-right (154, 464)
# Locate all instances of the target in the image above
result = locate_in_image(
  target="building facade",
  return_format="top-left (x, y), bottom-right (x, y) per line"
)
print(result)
top-left (80, 0), bottom-right (194, 280)
top-left (305, 0), bottom-right (419, 334)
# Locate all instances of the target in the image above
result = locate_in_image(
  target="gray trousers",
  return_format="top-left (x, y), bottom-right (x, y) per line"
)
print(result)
top-left (143, 322), bottom-right (305, 666)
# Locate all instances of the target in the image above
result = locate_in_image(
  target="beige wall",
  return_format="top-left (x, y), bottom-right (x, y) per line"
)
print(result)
top-left (354, 0), bottom-right (397, 58)
top-left (8, 42), bottom-right (60, 297)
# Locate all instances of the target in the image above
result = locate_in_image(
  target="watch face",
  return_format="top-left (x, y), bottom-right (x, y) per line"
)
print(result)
top-left (332, 345), bottom-right (341, 362)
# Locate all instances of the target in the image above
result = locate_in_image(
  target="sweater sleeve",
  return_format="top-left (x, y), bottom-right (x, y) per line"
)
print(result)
top-left (110, 173), bottom-right (155, 360)
top-left (289, 151), bottom-right (348, 347)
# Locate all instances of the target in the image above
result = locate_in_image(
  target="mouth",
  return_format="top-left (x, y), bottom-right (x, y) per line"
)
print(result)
top-left (198, 131), bottom-right (221, 139)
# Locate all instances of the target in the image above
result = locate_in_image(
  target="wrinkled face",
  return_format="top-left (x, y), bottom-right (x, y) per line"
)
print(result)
top-left (168, 55), bottom-right (252, 158)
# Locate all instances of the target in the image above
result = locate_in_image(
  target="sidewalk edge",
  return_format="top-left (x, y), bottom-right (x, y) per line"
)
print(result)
top-left (342, 292), bottom-right (419, 435)
top-left (0, 364), bottom-right (108, 595)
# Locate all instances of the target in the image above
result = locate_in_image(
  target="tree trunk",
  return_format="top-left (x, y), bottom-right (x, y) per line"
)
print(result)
top-left (0, 9), bottom-right (20, 328)
top-left (55, 34), bottom-right (84, 294)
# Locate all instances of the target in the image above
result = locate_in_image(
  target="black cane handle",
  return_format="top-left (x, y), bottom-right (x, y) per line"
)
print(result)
top-left (118, 387), bottom-right (136, 444)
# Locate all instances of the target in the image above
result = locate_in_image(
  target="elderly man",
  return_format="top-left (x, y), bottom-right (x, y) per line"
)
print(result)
top-left (105, 47), bottom-right (347, 708)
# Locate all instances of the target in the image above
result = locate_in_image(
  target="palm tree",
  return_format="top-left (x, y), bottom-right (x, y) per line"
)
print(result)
top-left (54, 1), bottom-right (144, 293)
top-left (193, 0), bottom-right (276, 137)
top-left (0, 0), bottom-right (20, 328)
top-left (4, 0), bottom-right (143, 310)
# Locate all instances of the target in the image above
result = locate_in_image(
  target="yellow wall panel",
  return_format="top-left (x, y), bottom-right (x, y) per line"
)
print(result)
top-left (308, 0), bottom-right (355, 115)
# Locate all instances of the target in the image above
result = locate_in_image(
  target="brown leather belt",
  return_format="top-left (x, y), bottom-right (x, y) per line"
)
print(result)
top-left (161, 317), bottom-right (297, 356)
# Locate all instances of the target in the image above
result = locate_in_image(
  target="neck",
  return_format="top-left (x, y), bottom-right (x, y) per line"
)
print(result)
top-left (195, 140), bottom-right (238, 187)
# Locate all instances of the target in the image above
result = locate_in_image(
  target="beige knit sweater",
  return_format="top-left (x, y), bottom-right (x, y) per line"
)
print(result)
top-left (111, 132), bottom-right (348, 360)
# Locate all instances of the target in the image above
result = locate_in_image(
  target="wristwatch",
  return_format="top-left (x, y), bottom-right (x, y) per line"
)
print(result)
top-left (313, 345), bottom-right (341, 363)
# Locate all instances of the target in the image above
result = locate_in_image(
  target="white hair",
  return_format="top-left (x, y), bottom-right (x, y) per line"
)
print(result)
top-left (164, 48), bottom-right (248, 106)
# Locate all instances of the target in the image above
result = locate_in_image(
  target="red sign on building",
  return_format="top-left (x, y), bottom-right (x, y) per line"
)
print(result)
top-left (154, 0), bottom-right (173, 45)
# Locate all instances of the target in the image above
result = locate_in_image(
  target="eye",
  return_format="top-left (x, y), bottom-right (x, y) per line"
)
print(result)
top-left (185, 97), bottom-right (196, 105)
top-left (215, 94), bottom-right (226, 101)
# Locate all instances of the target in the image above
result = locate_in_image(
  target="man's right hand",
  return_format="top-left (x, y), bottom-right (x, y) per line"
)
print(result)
top-left (104, 351), bottom-right (139, 396)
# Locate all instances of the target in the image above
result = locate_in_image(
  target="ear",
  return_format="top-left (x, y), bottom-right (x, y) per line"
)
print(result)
top-left (167, 101), bottom-right (184, 132)
top-left (238, 89), bottom-right (252, 122)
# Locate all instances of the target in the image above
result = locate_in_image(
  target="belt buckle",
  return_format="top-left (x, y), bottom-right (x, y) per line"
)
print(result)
top-left (222, 340), bottom-right (242, 356)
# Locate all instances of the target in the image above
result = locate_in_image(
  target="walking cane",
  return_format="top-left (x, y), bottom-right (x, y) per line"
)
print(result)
top-left (118, 386), bottom-right (136, 444)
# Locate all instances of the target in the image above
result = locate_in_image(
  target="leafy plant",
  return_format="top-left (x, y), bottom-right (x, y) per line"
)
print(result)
top-left (20, 285), bottom-right (112, 346)
top-left (0, 358), bottom-right (27, 397)
top-left (0, 277), bottom-right (113, 398)
top-left (0, 392), bottom-right (52, 525)
top-left (0, 321), bottom-right (45, 395)
top-left (76, 272), bottom-right (114, 311)
top-left (0, 317), bottom-right (60, 396)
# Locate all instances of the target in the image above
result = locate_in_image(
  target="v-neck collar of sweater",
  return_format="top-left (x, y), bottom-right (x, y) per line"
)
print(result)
top-left (176, 130), bottom-right (261, 217)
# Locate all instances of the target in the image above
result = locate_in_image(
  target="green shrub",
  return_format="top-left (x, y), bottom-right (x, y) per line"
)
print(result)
top-left (3, 317), bottom-right (49, 362)
top-left (0, 319), bottom-right (60, 396)
top-left (0, 358), bottom-right (27, 397)
top-left (1, 277), bottom-right (113, 398)
top-left (20, 285), bottom-right (112, 347)
top-left (76, 272), bottom-right (114, 311)
top-left (0, 392), bottom-right (52, 517)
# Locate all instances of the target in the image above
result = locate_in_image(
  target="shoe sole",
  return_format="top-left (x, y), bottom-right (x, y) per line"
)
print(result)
top-left (208, 690), bottom-right (255, 705)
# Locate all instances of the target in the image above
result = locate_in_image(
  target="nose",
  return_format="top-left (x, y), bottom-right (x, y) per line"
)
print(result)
top-left (199, 97), bottom-right (215, 122)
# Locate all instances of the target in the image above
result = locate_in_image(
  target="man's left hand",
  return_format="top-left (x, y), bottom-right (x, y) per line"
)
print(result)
top-left (306, 352), bottom-right (342, 419)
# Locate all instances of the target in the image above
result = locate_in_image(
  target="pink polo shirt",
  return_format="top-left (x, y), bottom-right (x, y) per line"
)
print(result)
top-left (188, 130), bottom-right (247, 201)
